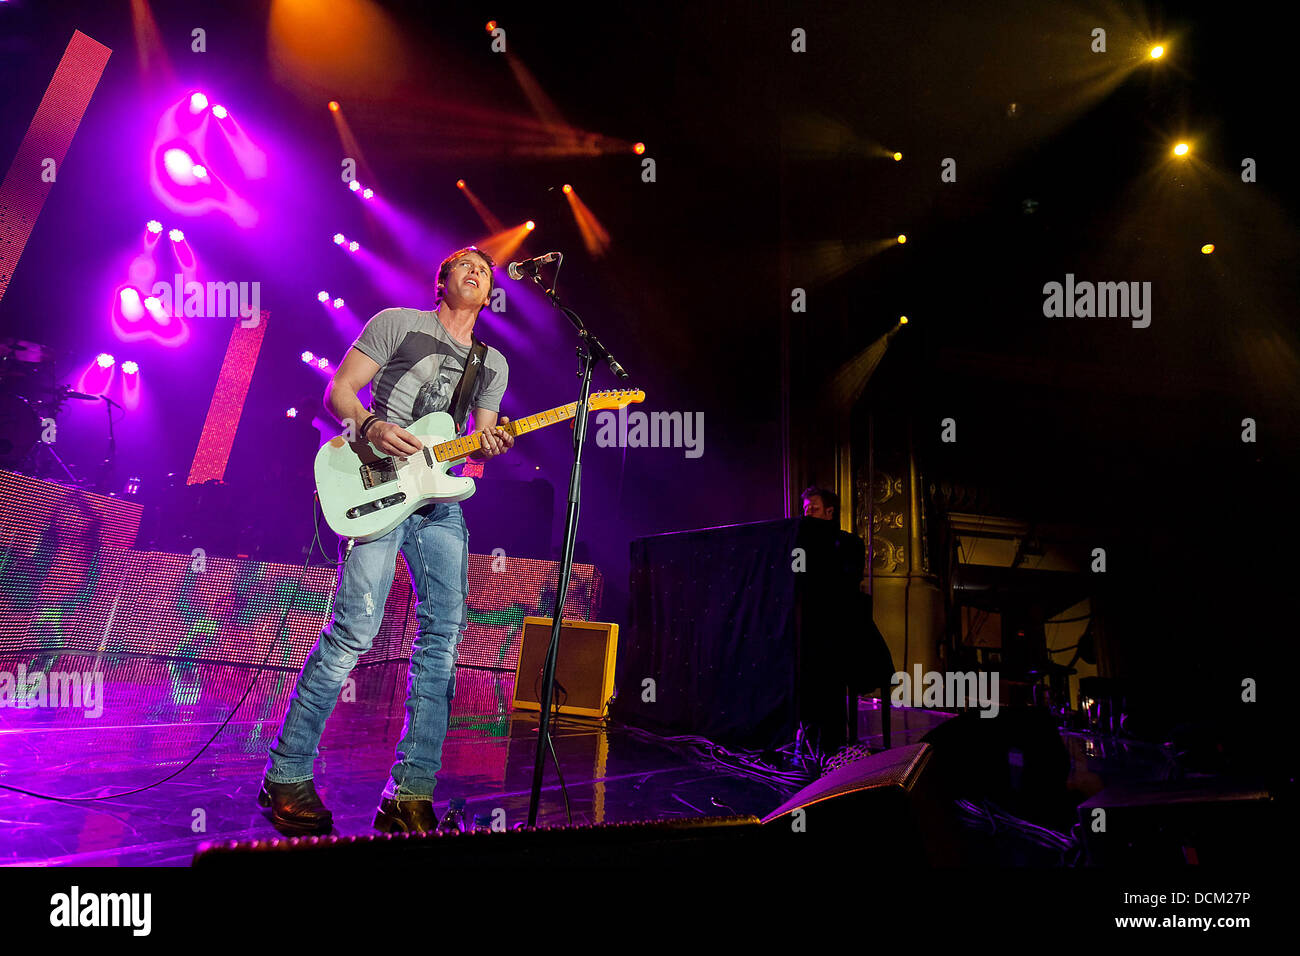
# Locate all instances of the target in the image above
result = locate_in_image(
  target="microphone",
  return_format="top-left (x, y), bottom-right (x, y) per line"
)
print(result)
top-left (507, 252), bottom-right (560, 280)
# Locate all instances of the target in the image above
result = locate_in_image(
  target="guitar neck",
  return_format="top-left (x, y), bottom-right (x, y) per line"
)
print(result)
top-left (431, 401), bottom-right (582, 462)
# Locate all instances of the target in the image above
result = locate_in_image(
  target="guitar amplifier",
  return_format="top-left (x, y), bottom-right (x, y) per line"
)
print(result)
top-left (511, 617), bottom-right (618, 719)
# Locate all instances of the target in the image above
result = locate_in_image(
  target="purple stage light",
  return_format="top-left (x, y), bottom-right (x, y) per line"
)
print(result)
top-left (163, 147), bottom-right (200, 185)
top-left (363, 188), bottom-right (374, 200)
top-left (119, 288), bottom-right (144, 320)
top-left (301, 351), bottom-right (315, 363)
top-left (286, 407), bottom-right (298, 418)
top-left (332, 297), bottom-right (344, 309)
top-left (333, 233), bottom-right (345, 245)
top-left (96, 353), bottom-right (115, 368)
top-left (317, 357), bottom-right (330, 369)
top-left (348, 180), bottom-right (361, 192)
top-left (348, 240), bottom-right (359, 252)
top-left (143, 296), bottom-right (171, 324)
top-left (192, 164), bottom-right (208, 179)
top-left (146, 219), bottom-right (163, 234)
top-left (189, 92), bottom-right (209, 113)
top-left (168, 228), bottom-right (184, 242)
top-left (317, 290), bottom-right (330, 302)
top-left (121, 360), bottom-right (139, 374)
top-left (211, 104), bottom-right (228, 119)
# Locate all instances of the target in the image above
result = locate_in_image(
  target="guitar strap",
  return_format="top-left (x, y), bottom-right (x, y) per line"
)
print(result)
top-left (448, 334), bottom-right (489, 434)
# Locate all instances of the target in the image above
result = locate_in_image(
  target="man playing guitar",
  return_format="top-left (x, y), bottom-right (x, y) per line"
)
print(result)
top-left (260, 246), bottom-right (514, 835)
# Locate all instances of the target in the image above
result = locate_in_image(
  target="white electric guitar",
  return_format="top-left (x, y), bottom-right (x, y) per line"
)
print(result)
top-left (314, 388), bottom-right (645, 542)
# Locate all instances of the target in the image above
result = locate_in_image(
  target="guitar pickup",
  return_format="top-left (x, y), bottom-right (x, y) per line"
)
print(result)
top-left (346, 491), bottom-right (407, 519)
top-left (359, 459), bottom-right (399, 489)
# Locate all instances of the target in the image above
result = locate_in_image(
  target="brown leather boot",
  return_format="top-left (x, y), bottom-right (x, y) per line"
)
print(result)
top-left (374, 797), bottom-right (439, 834)
top-left (258, 778), bottom-right (333, 835)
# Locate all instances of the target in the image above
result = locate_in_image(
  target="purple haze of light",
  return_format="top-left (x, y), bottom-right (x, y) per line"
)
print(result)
top-left (350, 245), bottom-right (429, 308)
top-left (171, 235), bottom-right (197, 276)
top-left (215, 112), bottom-right (267, 179)
top-left (111, 281), bottom-right (189, 347)
top-left (121, 366), bottom-right (142, 411)
top-left (318, 298), bottom-right (363, 340)
top-left (76, 358), bottom-right (114, 396)
top-left (150, 96), bottom-right (258, 227)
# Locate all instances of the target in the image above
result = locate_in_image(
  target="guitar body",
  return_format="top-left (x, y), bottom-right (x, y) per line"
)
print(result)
top-left (313, 389), bottom-right (645, 543)
top-left (314, 411), bottom-right (474, 543)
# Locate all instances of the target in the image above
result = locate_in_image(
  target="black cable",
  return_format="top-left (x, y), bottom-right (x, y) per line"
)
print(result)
top-left (0, 495), bottom-right (326, 803)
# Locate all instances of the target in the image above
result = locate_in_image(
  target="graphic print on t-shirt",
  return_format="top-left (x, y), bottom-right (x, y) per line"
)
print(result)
top-left (352, 308), bottom-right (508, 430)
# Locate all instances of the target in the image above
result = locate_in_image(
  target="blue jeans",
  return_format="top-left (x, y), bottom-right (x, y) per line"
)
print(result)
top-left (265, 501), bottom-right (468, 801)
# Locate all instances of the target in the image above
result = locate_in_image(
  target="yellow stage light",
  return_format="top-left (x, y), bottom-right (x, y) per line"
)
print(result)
top-left (1201, 243), bottom-right (1215, 254)
top-left (897, 234), bottom-right (907, 244)
top-left (1173, 142), bottom-right (1190, 156)
top-left (1150, 45), bottom-right (1164, 59)
top-left (892, 152), bottom-right (902, 161)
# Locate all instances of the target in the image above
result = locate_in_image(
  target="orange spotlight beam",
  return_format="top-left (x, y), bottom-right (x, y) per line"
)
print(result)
top-left (328, 102), bottom-right (376, 186)
top-left (130, 0), bottom-right (175, 86)
top-left (457, 180), bottom-right (505, 234)
top-left (476, 222), bottom-right (534, 264)
top-left (563, 186), bottom-right (610, 258)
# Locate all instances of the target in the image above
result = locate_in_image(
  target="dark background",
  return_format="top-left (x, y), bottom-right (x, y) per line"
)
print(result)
top-left (1, 1), bottom-right (1295, 696)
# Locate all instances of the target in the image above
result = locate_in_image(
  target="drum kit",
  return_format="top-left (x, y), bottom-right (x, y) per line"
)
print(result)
top-left (0, 337), bottom-right (113, 484)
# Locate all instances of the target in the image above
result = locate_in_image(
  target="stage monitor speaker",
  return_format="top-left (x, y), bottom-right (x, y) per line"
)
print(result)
top-left (761, 743), bottom-right (964, 864)
top-left (1077, 779), bottom-right (1280, 866)
top-left (512, 616), bottom-right (618, 718)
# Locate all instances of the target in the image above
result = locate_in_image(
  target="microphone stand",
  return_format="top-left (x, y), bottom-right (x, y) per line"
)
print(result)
top-left (523, 261), bottom-right (629, 828)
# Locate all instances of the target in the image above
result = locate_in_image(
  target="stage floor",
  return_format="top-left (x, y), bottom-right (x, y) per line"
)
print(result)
top-left (0, 653), bottom-right (949, 866)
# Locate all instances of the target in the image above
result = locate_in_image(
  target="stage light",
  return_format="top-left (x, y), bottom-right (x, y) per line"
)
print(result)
top-left (362, 188), bottom-right (374, 199)
top-left (897, 234), bottom-right (907, 243)
top-left (119, 288), bottom-right (144, 320)
top-left (1173, 142), bottom-right (1190, 156)
top-left (192, 164), bottom-right (207, 179)
top-left (146, 219), bottom-right (163, 234)
top-left (163, 147), bottom-right (198, 184)
top-left (349, 180), bottom-right (361, 192)
top-left (348, 240), bottom-right (359, 252)
top-left (317, 290), bottom-right (330, 302)
top-left (189, 92), bottom-right (208, 113)
top-left (1201, 243), bottom-right (1215, 254)
top-left (169, 228), bottom-right (184, 241)
top-left (333, 233), bottom-right (346, 244)
top-left (633, 142), bottom-right (646, 155)
top-left (1150, 45), bottom-right (1165, 59)
top-left (486, 21), bottom-right (497, 31)
top-left (562, 184), bottom-right (572, 194)
top-left (893, 152), bottom-right (903, 161)
top-left (286, 407), bottom-right (298, 418)
top-left (317, 357), bottom-right (330, 369)
top-left (96, 353), bottom-right (115, 368)
top-left (143, 297), bottom-right (169, 322)
top-left (332, 297), bottom-right (344, 309)
top-left (899, 316), bottom-right (909, 325)
top-left (121, 360), bottom-right (139, 375)
top-left (301, 351), bottom-right (315, 363)
top-left (212, 104), bottom-right (228, 119)
top-left (328, 101), bottom-right (340, 112)
top-left (456, 179), bottom-right (466, 189)
top-left (526, 220), bottom-right (535, 231)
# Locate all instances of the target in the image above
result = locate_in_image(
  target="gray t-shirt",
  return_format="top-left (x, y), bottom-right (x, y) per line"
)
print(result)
top-left (352, 308), bottom-right (508, 430)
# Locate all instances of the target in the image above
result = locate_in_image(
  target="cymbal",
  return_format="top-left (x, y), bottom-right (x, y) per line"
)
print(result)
top-left (0, 338), bottom-right (54, 363)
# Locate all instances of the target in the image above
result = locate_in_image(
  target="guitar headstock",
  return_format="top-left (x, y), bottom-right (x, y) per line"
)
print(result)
top-left (588, 388), bottom-right (646, 411)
